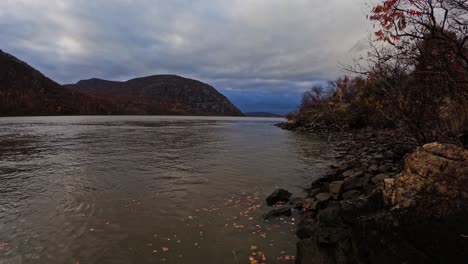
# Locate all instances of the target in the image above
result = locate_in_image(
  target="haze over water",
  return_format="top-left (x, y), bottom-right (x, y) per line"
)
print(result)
top-left (0, 116), bottom-right (333, 264)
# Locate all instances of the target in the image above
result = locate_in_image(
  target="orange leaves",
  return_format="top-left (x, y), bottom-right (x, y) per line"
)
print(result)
top-left (249, 245), bottom-right (267, 264)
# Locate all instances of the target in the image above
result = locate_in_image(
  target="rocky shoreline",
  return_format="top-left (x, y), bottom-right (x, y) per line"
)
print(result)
top-left (267, 123), bottom-right (468, 264)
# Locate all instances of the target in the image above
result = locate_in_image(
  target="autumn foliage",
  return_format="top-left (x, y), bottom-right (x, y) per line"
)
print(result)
top-left (289, 0), bottom-right (467, 146)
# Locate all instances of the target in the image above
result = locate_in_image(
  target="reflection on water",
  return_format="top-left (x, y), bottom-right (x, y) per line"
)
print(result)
top-left (0, 116), bottom-right (333, 264)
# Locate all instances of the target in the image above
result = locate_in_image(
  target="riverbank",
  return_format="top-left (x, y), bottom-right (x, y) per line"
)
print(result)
top-left (275, 122), bottom-right (468, 264)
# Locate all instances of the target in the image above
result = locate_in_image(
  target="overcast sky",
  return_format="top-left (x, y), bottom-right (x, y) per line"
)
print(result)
top-left (0, 0), bottom-right (371, 114)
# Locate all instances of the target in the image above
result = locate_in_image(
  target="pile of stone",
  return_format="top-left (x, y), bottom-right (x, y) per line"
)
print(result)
top-left (294, 141), bottom-right (468, 264)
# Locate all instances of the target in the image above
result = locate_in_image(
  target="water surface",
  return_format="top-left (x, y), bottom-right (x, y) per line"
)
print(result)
top-left (0, 116), bottom-right (332, 264)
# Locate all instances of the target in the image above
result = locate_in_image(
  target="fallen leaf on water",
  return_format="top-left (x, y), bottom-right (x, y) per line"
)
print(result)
top-left (0, 242), bottom-right (9, 250)
top-left (249, 256), bottom-right (259, 264)
top-left (258, 251), bottom-right (267, 262)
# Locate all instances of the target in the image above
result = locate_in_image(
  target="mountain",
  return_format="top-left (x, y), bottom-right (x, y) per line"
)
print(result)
top-left (65, 75), bottom-right (244, 116)
top-left (0, 50), bottom-right (243, 117)
top-left (245, 112), bottom-right (284, 117)
top-left (0, 50), bottom-right (115, 116)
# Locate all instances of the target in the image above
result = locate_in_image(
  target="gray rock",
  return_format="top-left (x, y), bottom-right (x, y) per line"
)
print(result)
top-left (296, 217), bottom-right (317, 239)
top-left (266, 188), bottom-right (292, 206)
top-left (343, 174), bottom-right (372, 191)
top-left (371, 173), bottom-right (388, 184)
top-left (350, 170), bottom-right (364, 178)
top-left (297, 238), bottom-right (326, 264)
top-left (308, 188), bottom-right (321, 198)
top-left (343, 177), bottom-right (361, 191)
top-left (317, 206), bottom-right (350, 245)
top-left (315, 192), bottom-right (332, 202)
top-left (289, 197), bottom-right (304, 206)
top-left (329, 181), bottom-right (344, 200)
top-left (384, 150), bottom-right (395, 158)
top-left (361, 174), bottom-right (372, 185)
top-left (342, 169), bottom-right (355, 177)
top-left (368, 164), bottom-right (379, 173)
top-left (342, 190), bottom-right (361, 200)
top-left (298, 198), bottom-right (319, 211)
top-left (373, 154), bottom-right (385, 160)
top-left (262, 207), bottom-right (292, 220)
top-left (378, 164), bottom-right (391, 173)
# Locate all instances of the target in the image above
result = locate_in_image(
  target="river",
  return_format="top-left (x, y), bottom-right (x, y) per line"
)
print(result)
top-left (0, 116), bottom-right (332, 264)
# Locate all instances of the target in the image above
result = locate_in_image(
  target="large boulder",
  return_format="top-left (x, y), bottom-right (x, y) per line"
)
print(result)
top-left (384, 142), bottom-right (468, 217)
top-left (266, 188), bottom-right (292, 206)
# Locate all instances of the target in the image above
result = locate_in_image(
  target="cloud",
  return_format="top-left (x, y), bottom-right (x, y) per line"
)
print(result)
top-left (0, 0), bottom-right (371, 112)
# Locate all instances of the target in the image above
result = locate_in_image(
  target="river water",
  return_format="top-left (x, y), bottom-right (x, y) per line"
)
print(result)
top-left (0, 116), bottom-right (332, 264)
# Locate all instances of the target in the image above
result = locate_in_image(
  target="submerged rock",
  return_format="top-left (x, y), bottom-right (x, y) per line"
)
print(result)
top-left (289, 197), bottom-right (304, 206)
top-left (266, 188), bottom-right (292, 206)
top-left (262, 207), bottom-right (292, 220)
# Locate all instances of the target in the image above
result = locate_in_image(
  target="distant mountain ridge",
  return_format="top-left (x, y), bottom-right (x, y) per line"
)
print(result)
top-left (245, 112), bottom-right (284, 117)
top-left (0, 50), bottom-right (115, 116)
top-left (0, 50), bottom-right (243, 116)
top-left (65, 75), bottom-right (244, 116)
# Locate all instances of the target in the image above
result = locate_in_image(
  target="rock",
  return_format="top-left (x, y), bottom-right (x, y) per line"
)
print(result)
top-left (344, 173), bottom-right (373, 191)
top-left (350, 170), bottom-right (364, 178)
top-left (373, 154), bottom-right (385, 160)
top-left (266, 188), bottom-right (292, 206)
top-left (315, 192), bottom-right (332, 202)
top-left (368, 164), bottom-right (379, 173)
top-left (296, 217), bottom-right (317, 239)
top-left (384, 142), bottom-right (468, 217)
top-left (329, 181), bottom-right (344, 200)
top-left (343, 177), bottom-right (360, 191)
top-left (297, 238), bottom-right (331, 264)
top-left (378, 164), bottom-right (391, 173)
top-left (317, 206), bottom-right (350, 245)
top-left (289, 197), bottom-right (304, 206)
top-left (384, 150), bottom-right (395, 159)
top-left (371, 173), bottom-right (388, 184)
top-left (342, 190), bottom-right (361, 200)
top-left (298, 198), bottom-right (319, 211)
top-left (262, 207), bottom-right (292, 220)
top-left (342, 169), bottom-right (354, 177)
top-left (325, 168), bottom-right (340, 177)
top-left (308, 188), bottom-right (321, 198)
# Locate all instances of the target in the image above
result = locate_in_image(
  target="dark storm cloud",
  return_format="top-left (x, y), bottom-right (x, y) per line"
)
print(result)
top-left (0, 0), bottom-right (371, 112)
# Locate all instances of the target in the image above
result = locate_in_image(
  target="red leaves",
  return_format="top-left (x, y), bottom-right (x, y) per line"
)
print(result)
top-left (408, 9), bottom-right (422, 16)
top-left (370, 0), bottom-right (426, 44)
top-left (375, 30), bottom-right (384, 38)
